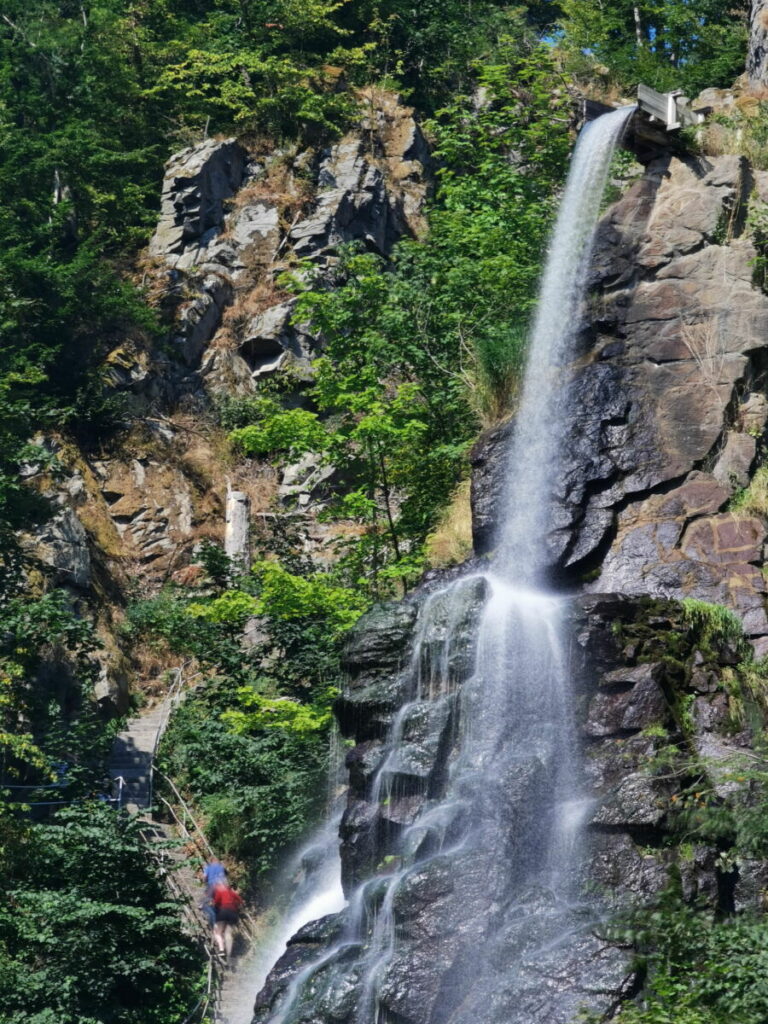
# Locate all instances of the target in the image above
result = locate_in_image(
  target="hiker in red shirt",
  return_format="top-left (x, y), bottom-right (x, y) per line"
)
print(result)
top-left (212, 882), bottom-right (243, 961)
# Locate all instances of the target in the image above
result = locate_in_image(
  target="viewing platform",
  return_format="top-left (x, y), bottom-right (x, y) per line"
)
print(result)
top-left (583, 83), bottom-right (707, 161)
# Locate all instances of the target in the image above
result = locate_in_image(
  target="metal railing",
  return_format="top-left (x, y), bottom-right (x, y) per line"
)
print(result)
top-left (148, 663), bottom-right (198, 809)
top-left (2, 773), bottom-right (125, 810)
top-left (153, 768), bottom-right (259, 942)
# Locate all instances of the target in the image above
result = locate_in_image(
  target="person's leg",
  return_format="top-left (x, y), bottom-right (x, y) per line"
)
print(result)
top-left (224, 922), bottom-right (234, 959)
top-left (213, 921), bottom-right (226, 954)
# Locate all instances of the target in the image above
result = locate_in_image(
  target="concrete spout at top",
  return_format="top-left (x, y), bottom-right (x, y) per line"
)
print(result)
top-left (581, 84), bottom-right (707, 163)
top-left (636, 83), bottom-right (705, 131)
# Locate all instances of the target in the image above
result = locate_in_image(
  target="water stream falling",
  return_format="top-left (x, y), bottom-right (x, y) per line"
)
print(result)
top-left (248, 105), bottom-right (636, 1024)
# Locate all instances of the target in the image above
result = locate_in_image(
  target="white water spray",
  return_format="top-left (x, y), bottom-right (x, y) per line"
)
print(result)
top-left (498, 106), bottom-right (636, 580)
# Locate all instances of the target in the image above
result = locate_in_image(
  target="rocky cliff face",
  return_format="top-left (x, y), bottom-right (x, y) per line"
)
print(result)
top-left (477, 152), bottom-right (768, 650)
top-left (254, 585), bottom-right (761, 1024)
top-left (252, 145), bottom-right (768, 1022)
top-left (23, 91), bottom-right (430, 710)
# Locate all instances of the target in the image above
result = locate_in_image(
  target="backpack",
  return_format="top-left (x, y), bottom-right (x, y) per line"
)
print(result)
top-left (215, 886), bottom-right (242, 912)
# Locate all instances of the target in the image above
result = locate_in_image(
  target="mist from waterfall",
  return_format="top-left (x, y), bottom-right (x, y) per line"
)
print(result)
top-left (247, 105), bottom-right (635, 1024)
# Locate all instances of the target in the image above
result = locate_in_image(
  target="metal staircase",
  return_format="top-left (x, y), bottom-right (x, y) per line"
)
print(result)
top-left (107, 668), bottom-right (260, 1024)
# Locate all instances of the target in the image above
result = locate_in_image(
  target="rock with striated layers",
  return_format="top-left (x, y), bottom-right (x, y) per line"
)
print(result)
top-left (149, 138), bottom-right (246, 260)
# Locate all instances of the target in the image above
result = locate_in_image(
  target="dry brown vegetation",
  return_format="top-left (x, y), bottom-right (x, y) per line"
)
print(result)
top-left (216, 279), bottom-right (291, 350)
top-left (425, 478), bottom-right (473, 568)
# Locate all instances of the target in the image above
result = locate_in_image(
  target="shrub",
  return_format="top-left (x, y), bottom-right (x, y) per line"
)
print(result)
top-left (0, 803), bottom-right (202, 1024)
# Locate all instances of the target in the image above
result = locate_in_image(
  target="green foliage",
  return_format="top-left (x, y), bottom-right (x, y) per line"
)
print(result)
top-left (558, 0), bottom-right (749, 96)
top-left (130, 533), bottom-right (362, 876)
top-left (223, 45), bottom-right (572, 595)
top-left (222, 686), bottom-right (336, 734)
top-left (187, 589), bottom-right (260, 625)
top-left (152, 49), bottom-right (357, 140)
top-left (748, 198), bottom-right (768, 292)
top-left (157, 681), bottom-right (330, 877)
top-left (196, 539), bottom-right (232, 587)
top-left (250, 560), bottom-right (368, 636)
top-left (680, 598), bottom-right (747, 654)
top-left (611, 891), bottom-right (768, 1024)
top-left (0, 803), bottom-right (202, 1024)
top-left (0, 590), bottom-right (106, 787)
top-left (230, 407), bottom-right (331, 459)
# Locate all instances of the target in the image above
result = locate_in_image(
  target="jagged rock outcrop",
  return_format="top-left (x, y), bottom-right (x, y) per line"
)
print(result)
top-left (149, 137), bottom-right (247, 261)
top-left (475, 153), bottom-right (768, 652)
top-left (142, 90), bottom-right (431, 397)
top-left (26, 92), bottom-right (431, 701)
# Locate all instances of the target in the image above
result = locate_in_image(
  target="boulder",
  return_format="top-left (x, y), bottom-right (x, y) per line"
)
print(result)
top-left (149, 138), bottom-right (246, 260)
top-left (32, 506), bottom-right (91, 590)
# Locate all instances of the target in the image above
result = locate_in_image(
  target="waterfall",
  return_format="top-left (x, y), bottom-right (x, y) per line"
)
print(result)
top-left (249, 105), bottom-right (635, 1024)
top-left (497, 105), bottom-right (637, 580)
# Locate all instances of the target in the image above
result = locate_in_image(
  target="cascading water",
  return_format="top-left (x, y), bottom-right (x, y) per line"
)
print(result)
top-left (249, 105), bottom-right (636, 1024)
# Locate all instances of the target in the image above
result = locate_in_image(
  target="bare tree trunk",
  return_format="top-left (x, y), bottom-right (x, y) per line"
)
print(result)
top-left (633, 5), bottom-right (643, 48)
top-left (748, 0), bottom-right (768, 91)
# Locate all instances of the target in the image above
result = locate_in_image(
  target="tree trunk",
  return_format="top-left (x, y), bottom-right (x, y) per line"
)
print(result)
top-left (748, 0), bottom-right (768, 90)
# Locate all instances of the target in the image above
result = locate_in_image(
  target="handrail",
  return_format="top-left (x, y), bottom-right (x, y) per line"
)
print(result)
top-left (148, 664), bottom-right (190, 810)
top-left (139, 822), bottom-right (223, 1024)
top-left (179, 950), bottom-right (218, 1024)
top-left (154, 770), bottom-right (216, 859)
top-left (137, 664), bottom-right (261, 1020)
top-left (1, 780), bottom-right (72, 789)
top-left (155, 790), bottom-right (259, 947)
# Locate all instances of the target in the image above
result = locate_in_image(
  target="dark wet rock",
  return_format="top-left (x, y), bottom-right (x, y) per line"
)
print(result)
top-left (289, 913), bottom-right (346, 947)
top-left (254, 586), bottom-right (757, 1024)
top-left (339, 797), bottom-right (380, 890)
top-left (588, 832), bottom-right (669, 904)
top-left (584, 663), bottom-right (668, 737)
top-left (469, 420), bottom-right (513, 555)
top-left (384, 697), bottom-right (455, 787)
top-left (345, 740), bottom-right (386, 793)
top-left (336, 601), bottom-right (418, 737)
top-left (583, 733), bottom-right (661, 793)
top-left (590, 772), bottom-right (668, 828)
top-left (679, 846), bottom-right (720, 905)
top-left (343, 602), bottom-right (419, 676)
